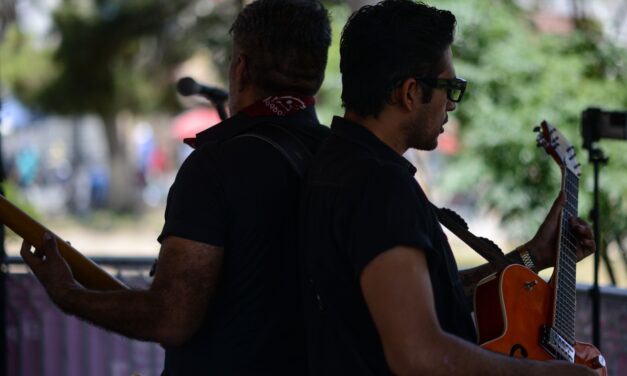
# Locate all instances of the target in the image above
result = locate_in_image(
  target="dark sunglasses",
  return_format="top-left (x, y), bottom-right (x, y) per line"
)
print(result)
top-left (416, 77), bottom-right (467, 103)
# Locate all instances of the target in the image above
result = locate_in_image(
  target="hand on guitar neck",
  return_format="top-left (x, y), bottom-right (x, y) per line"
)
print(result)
top-left (20, 233), bottom-right (84, 312)
top-left (519, 191), bottom-right (595, 272)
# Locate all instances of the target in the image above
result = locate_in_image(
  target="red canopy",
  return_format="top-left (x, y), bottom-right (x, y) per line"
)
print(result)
top-left (172, 107), bottom-right (221, 140)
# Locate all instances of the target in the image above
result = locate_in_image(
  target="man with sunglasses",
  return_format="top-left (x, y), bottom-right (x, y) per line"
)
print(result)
top-left (299, 1), bottom-right (596, 375)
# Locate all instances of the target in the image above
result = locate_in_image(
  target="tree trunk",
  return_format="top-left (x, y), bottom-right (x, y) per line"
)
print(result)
top-left (0, 0), bottom-right (17, 39)
top-left (102, 113), bottom-right (140, 212)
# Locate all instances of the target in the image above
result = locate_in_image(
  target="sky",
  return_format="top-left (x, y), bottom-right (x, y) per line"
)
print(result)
top-left (12, 0), bottom-right (627, 45)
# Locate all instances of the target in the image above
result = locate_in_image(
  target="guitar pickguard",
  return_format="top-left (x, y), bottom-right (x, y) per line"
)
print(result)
top-left (475, 264), bottom-right (555, 361)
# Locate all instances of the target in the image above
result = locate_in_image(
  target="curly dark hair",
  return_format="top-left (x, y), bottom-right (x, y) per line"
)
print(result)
top-left (230, 0), bottom-right (331, 96)
top-left (340, 0), bottom-right (456, 117)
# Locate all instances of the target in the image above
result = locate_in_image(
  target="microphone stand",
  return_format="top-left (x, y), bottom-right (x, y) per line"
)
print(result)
top-left (0, 96), bottom-right (7, 375)
top-left (214, 100), bottom-right (228, 122)
top-left (588, 145), bottom-right (607, 349)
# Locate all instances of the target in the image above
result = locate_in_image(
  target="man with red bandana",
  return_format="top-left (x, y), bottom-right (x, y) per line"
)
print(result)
top-left (21, 1), bottom-right (331, 375)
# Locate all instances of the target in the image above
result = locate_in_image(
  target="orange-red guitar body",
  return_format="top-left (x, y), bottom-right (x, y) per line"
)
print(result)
top-left (474, 264), bottom-right (607, 375)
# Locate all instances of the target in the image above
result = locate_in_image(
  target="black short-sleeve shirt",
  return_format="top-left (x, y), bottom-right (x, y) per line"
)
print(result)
top-left (159, 107), bottom-right (329, 375)
top-left (299, 116), bottom-right (476, 376)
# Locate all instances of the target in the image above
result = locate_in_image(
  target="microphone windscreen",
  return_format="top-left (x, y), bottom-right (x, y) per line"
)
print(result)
top-left (176, 77), bottom-right (200, 96)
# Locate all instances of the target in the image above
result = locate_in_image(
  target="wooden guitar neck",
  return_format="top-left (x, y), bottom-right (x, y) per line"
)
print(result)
top-left (0, 194), bottom-right (128, 290)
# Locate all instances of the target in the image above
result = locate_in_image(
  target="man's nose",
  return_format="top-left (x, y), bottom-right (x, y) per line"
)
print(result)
top-left (447, 99), bottom-right (457, 112)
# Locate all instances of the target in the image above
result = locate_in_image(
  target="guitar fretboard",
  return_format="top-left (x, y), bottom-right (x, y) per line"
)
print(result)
top-left (553, 168), bottom-right (579, 345)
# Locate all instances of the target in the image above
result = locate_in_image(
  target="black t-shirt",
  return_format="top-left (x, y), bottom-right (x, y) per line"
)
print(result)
top-left (158, 107), bottom-right (329, 375)
top-left (299, 116), bottom-right (476, 376)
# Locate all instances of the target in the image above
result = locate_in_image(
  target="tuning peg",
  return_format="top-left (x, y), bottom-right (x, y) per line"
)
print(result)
top-left (533, 126), bottom-right (540, 132)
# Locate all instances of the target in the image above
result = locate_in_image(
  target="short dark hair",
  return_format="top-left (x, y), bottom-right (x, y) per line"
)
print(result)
top-left (340, 0), bottom-right (456, 117)
top-left (230, 0), bottom-right (331, 96)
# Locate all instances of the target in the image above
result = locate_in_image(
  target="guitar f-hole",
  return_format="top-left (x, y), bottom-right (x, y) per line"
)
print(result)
top-left (510, 344), bottom-right (529, 358)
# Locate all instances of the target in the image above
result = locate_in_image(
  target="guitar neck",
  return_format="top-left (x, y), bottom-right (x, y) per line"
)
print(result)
top-left (0, 194), bottom-right (128, 290)
top-left (552, 168), bottom-right (580, 344)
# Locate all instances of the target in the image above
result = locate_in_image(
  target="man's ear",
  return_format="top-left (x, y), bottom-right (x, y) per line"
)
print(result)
top-left (397, 78), bottom-right (421, 112)
top-left (234, 53), bottom-right (249, 92)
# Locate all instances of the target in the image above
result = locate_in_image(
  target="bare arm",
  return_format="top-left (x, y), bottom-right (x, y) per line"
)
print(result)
top-left (21, 233), bottom-right (223, 346)
top-left (360, 245), bottom-right (596, 376)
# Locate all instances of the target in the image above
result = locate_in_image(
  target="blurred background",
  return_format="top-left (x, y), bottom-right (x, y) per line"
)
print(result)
top-left (2, 0), bottom-right (625, 283)
top-left (0, 0), bottom-right (626, 375)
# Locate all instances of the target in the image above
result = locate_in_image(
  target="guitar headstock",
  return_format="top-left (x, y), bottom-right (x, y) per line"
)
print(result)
top-left (535, 120), bottom-right (581, 177)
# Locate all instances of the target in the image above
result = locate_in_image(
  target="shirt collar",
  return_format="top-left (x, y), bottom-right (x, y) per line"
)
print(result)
top-left (188, 105), bottom-right (319, 149)
top-left (330, 116), bottom-right (417, 175)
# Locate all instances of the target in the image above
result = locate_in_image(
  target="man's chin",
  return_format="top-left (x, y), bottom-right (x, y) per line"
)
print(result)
top-left (413, 141), bottom-right (438, 152)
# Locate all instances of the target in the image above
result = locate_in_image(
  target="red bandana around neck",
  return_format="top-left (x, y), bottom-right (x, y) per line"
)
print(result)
top-left (243, 95), bottom-right (315, 117)
top-left (182, 95), bottom-right (315, 148)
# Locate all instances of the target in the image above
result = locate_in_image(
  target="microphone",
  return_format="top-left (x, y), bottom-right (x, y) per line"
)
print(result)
top-left (177, 77), bottom-right (228, 102)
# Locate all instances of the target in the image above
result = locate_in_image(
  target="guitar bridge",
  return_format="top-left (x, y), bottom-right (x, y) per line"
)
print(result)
top-left (540, 326), bottom-right (575, 362)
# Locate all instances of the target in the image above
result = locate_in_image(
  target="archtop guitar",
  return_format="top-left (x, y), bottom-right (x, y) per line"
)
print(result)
top-left (473, 121), bottom-right (607, 374)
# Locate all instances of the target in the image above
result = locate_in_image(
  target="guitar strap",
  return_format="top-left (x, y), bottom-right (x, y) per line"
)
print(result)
top-left (240, 125), bottom-right (520, 371)
top-left (237, 124), bottom-right (378, 375)
top-left (237, 123), bottom-right (511, 271)
top-left (234, 123), bottom-right (312, 179)
top-left (430, 204), bottom-right (512, 271)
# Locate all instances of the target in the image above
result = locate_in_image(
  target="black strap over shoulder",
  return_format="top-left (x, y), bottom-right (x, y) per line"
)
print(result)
top-left (150, 123), bottom-right (313, 278)
top-left (430, 203), bottom-right (512, 271)
top-left (234, 123), bottom-right (512, 270)
top-left (234, 123), bottom-right (313, 179)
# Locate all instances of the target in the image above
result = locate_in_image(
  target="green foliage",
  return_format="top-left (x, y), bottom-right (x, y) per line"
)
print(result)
top-left (193, 1), bottom-right (241, 81)
top-left (0, 182), bottom-right (43, 242)
top-left (34, 0), bottom-right (198, 117)
top-left (316, 2), bottom-right (351, 126)
top-left (0, 25), bottom-right (56, 104)
top-left (431, 0), bottom-right (627, 243)
top-left (1, 181), bottom-right (42, 222)
top-left (1, 0), bottom-right (240, 211)
top-left (3, 0), bottom-right (625, 243)
top-left (2, 0), bottom-right (243, 117)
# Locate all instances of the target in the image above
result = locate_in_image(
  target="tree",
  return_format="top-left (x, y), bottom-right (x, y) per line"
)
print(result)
top-left (40, 0), bottom-right (196, 211)
top-left (433, 0), bottom-right (627, 280)
top-left (0, 0), bottom-right (17, 39)
top-left (2, 0), bottom-right (243, 211)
